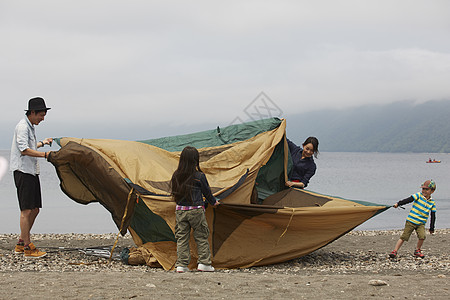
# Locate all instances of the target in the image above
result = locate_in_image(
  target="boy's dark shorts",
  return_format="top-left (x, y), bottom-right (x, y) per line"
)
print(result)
top-left (13, 170), bottom-right (42, 211)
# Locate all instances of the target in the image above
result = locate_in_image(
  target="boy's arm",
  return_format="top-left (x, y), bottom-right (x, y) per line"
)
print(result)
top-left (429, 211), bottom-right (436, 233)
top-left (394, 196), bottom-right (414, 208)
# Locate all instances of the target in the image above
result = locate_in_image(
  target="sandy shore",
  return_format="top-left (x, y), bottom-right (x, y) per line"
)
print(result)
top-left (1, 229), bottom-right (449, 299)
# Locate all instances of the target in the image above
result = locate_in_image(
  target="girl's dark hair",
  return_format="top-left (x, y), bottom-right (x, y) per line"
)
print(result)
top-left (171, 146), bottom-right (201, 204)
top-left (303, 136), bottom-right (319, 158)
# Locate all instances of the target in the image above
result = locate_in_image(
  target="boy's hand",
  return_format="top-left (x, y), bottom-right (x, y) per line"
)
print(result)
top-left (213, 201), bottom-right (220, 207)
top-left (393, 203), bottom-right (398, 208)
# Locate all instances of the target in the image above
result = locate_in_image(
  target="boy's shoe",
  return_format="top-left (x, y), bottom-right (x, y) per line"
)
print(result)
top-left (14, 244), bottom-right (25, 254)
top-left (414, 249), bottom-right (425, 258)
top-left (197, 263), bottom-right (215, 272)
top-left (388, 250), bottom-right (397, 258)
top-left (176, 266), bottom-right (189, 273)
top-left (24, 243), bottom-right (47, 258)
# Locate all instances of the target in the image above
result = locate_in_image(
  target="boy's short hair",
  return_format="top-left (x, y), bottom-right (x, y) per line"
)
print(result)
top-left (421, 179), bottom-right (436, 190)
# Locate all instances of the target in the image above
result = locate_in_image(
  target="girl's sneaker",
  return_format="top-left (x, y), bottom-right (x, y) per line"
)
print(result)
top-left (414, 249), bottom-right (425, 258)
top-left (176, 266), bottom-right (189, 273)
top-left (389, 250), bottom-right (397, 258)
top-left (197, 263), bottom-right (215, 272)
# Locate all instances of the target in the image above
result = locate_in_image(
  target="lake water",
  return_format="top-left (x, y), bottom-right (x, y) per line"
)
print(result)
top-left (1, 150), bottom-right (449, 233)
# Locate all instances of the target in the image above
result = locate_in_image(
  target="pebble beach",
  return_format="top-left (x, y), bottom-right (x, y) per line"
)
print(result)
top-left (1, 229), bottom-right (449, 299)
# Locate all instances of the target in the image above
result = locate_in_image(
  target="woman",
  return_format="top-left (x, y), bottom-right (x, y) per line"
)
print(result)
top-left (285, 136), bottom-right (319, 189)
top-left (171, 146), bottom-right (219, 273)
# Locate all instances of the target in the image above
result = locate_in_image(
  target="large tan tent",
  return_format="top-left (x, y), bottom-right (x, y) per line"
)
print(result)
top-left (48, 118), bottom-right (388, 270)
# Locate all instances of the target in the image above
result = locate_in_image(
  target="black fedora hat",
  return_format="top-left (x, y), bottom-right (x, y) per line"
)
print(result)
top-left (25, 97), bottom-right (51, 112)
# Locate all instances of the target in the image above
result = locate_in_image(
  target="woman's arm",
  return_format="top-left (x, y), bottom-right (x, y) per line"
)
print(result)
top-left (301, 163), bottom-right (316, 187)
top-left (285, 181), bottom-right (304, 189)
top-left (286, 138), bottom-right (299, 154)
top-left (286, 162), bottom-right (316, 189)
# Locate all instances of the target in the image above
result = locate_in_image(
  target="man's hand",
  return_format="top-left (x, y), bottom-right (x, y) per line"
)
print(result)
top-left (43, 138), bottom-right (53, 146)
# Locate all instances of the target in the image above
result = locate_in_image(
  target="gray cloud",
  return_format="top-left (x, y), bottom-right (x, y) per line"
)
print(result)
top-left (1, 0), bottom-right (450, 148)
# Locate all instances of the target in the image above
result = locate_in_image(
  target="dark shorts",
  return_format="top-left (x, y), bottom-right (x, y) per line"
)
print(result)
top-left (13, 170), bottom-right (42, 211)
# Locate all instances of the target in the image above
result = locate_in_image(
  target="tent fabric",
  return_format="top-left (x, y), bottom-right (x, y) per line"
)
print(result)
top-left (137, 118), bottom-right (282, 151)
top-left (125, 246), bottom-right (162, 268)
top-left (48, 118), bottom-right (389, 270)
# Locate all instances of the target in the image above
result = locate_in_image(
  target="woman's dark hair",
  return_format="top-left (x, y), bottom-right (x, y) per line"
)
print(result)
top-left (171, 146), bottom-right (201, 204)
top-left (303, 136), bottom-right (319, 158)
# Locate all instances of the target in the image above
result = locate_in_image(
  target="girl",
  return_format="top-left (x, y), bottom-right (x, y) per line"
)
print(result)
top-left (171, 146), bottom-right (219, 273)
top-left (285, 136), bottom-right (319, 189)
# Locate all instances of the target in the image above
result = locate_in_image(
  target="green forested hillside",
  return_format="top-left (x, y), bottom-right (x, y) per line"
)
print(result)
top-left (286, 100), bottom-right (450, 153)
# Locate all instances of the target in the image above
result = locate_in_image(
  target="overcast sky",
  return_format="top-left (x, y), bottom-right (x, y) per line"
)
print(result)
top-left (1, 0), bottom-right (450, 149)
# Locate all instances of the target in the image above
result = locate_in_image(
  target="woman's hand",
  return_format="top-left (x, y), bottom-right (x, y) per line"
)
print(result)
top-left (286, 181), bottom-right (305, 189)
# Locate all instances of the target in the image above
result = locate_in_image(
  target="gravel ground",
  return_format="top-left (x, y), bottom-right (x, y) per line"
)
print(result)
top-left (1, 229), bottom-right (449, 299)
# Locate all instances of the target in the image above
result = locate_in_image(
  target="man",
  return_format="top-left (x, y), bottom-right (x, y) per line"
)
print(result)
top-left (10, 97), bottom-right (53, 258)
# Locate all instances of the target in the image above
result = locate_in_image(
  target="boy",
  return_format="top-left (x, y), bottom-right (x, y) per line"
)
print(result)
top-left (389, 179), bottom-right (436, 259)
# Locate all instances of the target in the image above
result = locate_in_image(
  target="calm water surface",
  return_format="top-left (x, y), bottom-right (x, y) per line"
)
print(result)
top-left (1, 150), bottom-right (449, 233)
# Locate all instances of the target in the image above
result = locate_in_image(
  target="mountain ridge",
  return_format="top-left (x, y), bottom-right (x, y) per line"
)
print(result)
top-left (285, 99), bottom-right (450, 153)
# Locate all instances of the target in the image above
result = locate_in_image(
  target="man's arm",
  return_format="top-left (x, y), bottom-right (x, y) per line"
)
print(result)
top-left (21, 148), bottom-right (47, 158)
top-left (21, 138), bottom-right (53, 158)
top-left (37, 138), bottom-right (53, 148)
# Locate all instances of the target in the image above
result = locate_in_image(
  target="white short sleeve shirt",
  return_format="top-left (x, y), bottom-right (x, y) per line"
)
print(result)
top-left (10, 117), bottom-right (40, 175)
